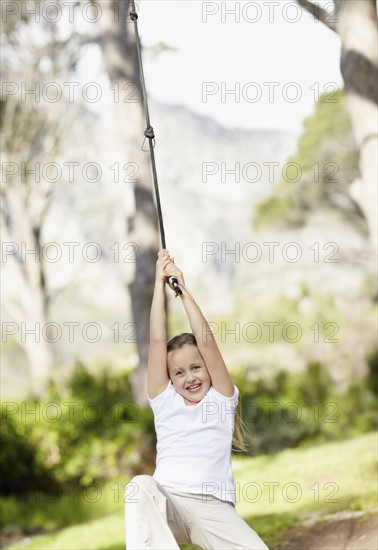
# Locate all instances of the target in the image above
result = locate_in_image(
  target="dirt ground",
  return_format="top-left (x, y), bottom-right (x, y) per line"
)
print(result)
top-left (274, 511), bottom-right (378, 550)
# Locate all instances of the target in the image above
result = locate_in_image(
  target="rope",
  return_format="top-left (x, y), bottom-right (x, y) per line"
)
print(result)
top-left (129, 2), bottom-right (182, 296)
top-left (130, 3), bottom-right (166, 250)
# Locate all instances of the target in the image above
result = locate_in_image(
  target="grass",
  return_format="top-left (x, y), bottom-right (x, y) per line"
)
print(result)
top-left (231, 431), bottom-right (377, 546)
top-left (4, 431), bottom-right (377, 550)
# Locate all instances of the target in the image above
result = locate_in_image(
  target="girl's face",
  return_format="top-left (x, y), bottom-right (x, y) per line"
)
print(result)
top-left (167, 344), bottom-right (211, 405)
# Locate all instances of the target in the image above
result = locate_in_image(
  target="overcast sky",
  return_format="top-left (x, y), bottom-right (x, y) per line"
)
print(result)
top-left (80, 0), bottom-right (343, 136)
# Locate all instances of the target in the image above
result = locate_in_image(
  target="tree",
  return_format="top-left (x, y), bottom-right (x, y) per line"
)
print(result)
top-left (297, 0), bottom-right (378, 257)
top-left (1, 4), bottom-right (84, 393)
top-left (90, 0), bottom-right (160, 406)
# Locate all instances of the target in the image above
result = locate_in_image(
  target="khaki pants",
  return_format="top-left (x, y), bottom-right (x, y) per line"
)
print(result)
top-left (125, 475), bottom-right (269, 550)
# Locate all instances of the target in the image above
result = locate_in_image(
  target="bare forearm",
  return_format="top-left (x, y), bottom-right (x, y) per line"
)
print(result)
top-left (165, 262), bottom-right (233, 395)
top-left (150, 280), bottom-right (167, 342)
top-left (179, 284), bottom-right (214, 347)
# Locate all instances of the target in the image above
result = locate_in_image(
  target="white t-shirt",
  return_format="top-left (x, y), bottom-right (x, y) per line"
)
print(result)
top-left (148, 380), bottom-right (239, 506)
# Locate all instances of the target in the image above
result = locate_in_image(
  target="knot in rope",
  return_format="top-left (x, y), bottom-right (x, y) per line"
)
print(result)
top-left (144, 126), bottom-right (155, 139)
top-left (130, 11), bottom-right (138, 21)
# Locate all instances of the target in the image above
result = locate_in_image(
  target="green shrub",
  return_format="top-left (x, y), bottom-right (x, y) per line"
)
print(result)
top-left (234, 356), bottom-right (377, 455)
top-left (0, 416), bottom-right (58, 496)
top-left (0, 365), bottom-right (155, 496)
top-left (366, 348), bottom-right (378, 397)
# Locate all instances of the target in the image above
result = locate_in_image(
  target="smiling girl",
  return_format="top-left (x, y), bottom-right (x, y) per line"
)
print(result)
top-left (125, 249), bottom-right (269, 549)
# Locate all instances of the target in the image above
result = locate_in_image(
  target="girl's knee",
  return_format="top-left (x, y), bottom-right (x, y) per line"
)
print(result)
top-left (126, 474), bottom-right (154, 490)
top-left (125, 475), bottom-right (156, 504)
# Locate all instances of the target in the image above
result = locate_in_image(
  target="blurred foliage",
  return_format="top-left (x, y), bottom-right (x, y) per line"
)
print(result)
top-left (254, 89), bottom-right (360, 228)
top-left (234, 352), bottom-right (378, 455)
top-left (1, 353), bottom-right (377, 503)
top-left (1, 365), bottom-right (155, 499)
top-left (366, 347), bottom-right (378, 397)
top-left (0, 416), bottom-right (59, 497)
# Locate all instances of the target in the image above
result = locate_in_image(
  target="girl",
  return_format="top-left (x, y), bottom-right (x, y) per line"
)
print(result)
top-left (125, 249), bottom-right (269, 550)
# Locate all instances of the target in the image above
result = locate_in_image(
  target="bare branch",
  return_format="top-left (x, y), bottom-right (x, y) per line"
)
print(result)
top-left (297, 0), bottom-right (338, 33)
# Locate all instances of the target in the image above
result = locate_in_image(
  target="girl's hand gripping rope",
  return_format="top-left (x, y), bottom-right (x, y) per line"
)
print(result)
top-left (156, 250), bottom-right (183, 296)
top-left (165, 261), bottom-right (184, 296)
top-left (162, 251), bottom-right (183, 296)
top-left (155, 250), bottom-right (172, 282)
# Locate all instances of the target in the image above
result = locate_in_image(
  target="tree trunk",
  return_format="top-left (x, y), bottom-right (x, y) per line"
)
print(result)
top-left (336, 0), bottom-right (378, 259)
top-left (4, 289), bottom-right (54, 396)
top-left (3, 182), bottom-right (54, 394)
top-left (92, 0), bottom-right (160, 406)
top-left (2, 8), bottom-right (89, 394)
top-left (23, 327), bottom-right (54, 396)
top-left (298, 0), bottom-right (378, 262)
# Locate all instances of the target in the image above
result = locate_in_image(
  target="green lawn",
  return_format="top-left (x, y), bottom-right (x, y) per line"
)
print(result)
top-left (5, 432), bottom-right (377, 550)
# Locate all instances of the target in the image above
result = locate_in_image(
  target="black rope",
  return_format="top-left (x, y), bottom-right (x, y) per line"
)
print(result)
top-left (130, 2), bottom-right (182, 296)
top-left (130, 3), bottom-right (165, 249)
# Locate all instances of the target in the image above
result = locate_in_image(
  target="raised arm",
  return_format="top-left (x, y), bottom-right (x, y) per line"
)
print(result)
top-left (166, 262), bottom-right (235, 398)
top-left (147, 250), bottom-right (172, 399)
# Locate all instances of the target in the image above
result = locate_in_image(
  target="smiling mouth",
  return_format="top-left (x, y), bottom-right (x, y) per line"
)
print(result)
top-left (186, 383), bottom-right (201, 392)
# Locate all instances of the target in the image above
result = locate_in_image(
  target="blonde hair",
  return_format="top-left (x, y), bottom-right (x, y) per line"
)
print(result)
top-left (167, 332), bottom-right (250, 453)
top-left (232, 398), bottom-right (249, 452)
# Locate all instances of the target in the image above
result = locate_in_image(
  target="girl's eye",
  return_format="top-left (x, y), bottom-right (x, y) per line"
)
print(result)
top-left (193, 366), bottom-right (201, 370)
top-left (175, 371), bottom-right (182, 376)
